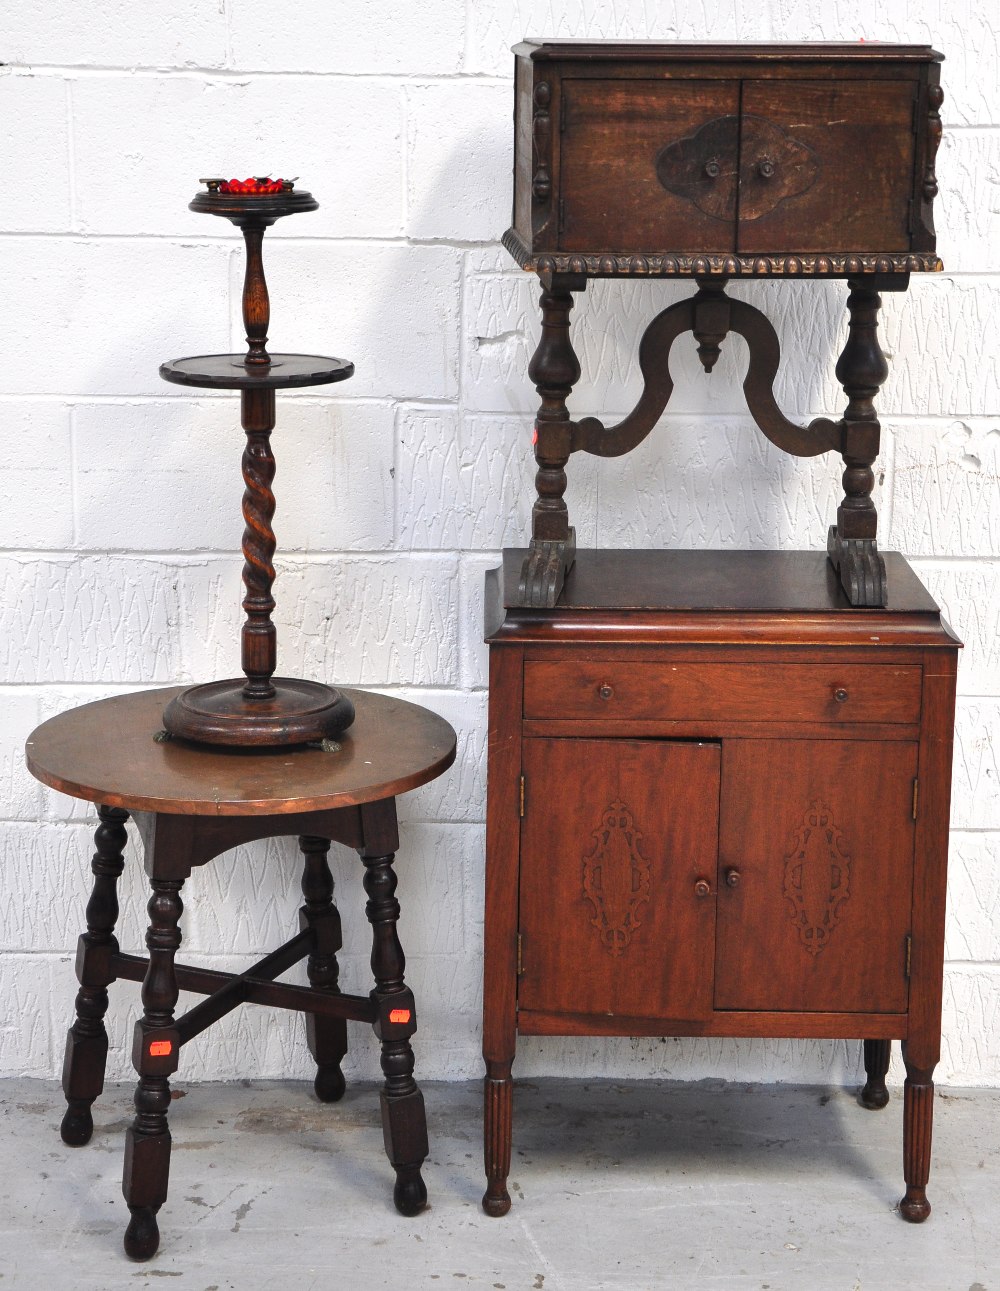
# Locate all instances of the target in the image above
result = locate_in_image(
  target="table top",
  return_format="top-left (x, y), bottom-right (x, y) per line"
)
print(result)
top-left (25, 688), bottom-right (456, 817)
top-left (159, 354), bottom-right (354, 391)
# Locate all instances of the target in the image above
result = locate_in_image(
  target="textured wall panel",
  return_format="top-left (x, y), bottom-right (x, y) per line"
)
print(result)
top-left (909, 560), bottom-right (1000, 695)
top-left (889, 420), bottom-right (1000, 557)
top-left (397, 408), bottom-right (598, 551)
top-left (72, 77), bottom-right (405, 240)
top-left (176, 557), bottom-right (461, 688)
top-left (229, 0), bottom-right (464, 74)
top-left (0, 557), bottom-right (180, 683)
top-left (1, 6), bottom-right (995, 1087)
top-left (229, 242), bottom-right (462, 400)
top-left (74, 399), bottom-right (394, 553)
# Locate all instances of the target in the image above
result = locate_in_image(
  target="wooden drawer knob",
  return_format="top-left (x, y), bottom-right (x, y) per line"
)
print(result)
top-left (598, 683), bottom-right (614, 700)
top-left (757, 156), bottom-right (776, 179)
top-left (703, 158), bottom-right (721, 179)
top-left (694, 878), bottom-right (712, 898)
top-left (724, 867), bottom-right (741, 888)
top-left (834, 687), bottom-right (849, 703)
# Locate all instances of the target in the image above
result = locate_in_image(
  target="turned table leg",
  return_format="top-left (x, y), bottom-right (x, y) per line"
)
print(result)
top-left (900, 1046), bottom-right (936, 1223)
top-left (299, 834), bottom-right (348, 1103)
top-left (61, 804), bottom-right (130, 1146)
top-left (860, 1038), bottom-right (892, 1110)
top-left (122, 873), bottom-right (185, 1260)
top-left (361, 832), bottom-right (428, 1217)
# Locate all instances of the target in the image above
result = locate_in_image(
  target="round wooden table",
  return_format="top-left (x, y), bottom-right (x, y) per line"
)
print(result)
top-left (26, 687), bottom-right (456, 1260)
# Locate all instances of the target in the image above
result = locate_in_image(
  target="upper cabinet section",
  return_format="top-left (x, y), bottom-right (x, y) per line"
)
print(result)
top-left (505, 42), bottom-right (944, 278)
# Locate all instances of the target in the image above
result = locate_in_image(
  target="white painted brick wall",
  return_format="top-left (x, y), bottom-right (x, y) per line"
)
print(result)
top-left (1, 2), bottom-right (997, 1092)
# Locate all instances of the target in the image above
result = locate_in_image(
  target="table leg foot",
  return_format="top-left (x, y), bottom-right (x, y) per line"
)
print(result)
top-left (61, 1101), bottom-right (95, 1146)
top-left (859, 1038), bottom-right (891, 1110)
top-left (124, 1205), bottom-right (160, 1261)
top-left (393, 1165), bottom-right (428, 1217)
top-left (314, 1063), bottom-right (346, 1104)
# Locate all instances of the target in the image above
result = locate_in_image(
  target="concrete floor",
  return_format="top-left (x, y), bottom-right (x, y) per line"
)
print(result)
top-left (0, 1078), bottom-right (996, 1291)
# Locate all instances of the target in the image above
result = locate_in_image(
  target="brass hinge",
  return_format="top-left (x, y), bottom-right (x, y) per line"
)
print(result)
top-left (905, 934), bottom-right (912, 979)
top-left (519, 774), bottom-right (525, 818)
top-left (517, 932), bottom-right (524, 976)
top-left (912, 778), bottom-right (919, 821)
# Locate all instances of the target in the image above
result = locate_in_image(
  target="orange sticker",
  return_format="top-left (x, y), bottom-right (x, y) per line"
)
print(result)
top-left (388, 1008), bottom-right (411, 1024)
top-left (149, 1040), bottom-right (172, 1057)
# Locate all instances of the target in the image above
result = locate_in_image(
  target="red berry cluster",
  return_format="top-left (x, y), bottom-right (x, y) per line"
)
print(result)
top-left (219, 177), bottom-right (286, 195)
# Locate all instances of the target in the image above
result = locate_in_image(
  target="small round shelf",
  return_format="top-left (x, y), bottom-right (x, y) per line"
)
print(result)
top-left (160, 353), bottom-right (354, 391)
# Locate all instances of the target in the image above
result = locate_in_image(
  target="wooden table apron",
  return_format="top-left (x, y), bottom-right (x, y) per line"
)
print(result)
top-left (25, 686), bottom-right (456, 1259)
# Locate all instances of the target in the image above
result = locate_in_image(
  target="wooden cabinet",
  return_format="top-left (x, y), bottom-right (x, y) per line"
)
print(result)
top-left (482, 549), bottom-right (960, 1222)
top-left (509, 41), bottom-right (943, 269)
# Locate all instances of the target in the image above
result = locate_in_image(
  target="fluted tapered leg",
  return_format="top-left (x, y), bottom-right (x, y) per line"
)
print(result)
top-left (483, 1062), bottom-right (513, 1216)
top-left (900, 1052), bottom-right (935, 1223)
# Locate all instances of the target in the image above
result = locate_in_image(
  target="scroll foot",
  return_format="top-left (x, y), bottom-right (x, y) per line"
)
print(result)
top-left (516, 530), bottom-right (576, 608)
top-left (828, 527), bottom-right (887, 607)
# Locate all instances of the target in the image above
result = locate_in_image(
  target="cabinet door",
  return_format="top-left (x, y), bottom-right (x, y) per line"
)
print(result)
top-left (518, 738), bottom-right (720, 1022)
top-left (737, 80), bottom-right (915, 253)
top-left (559, 80), bottom-right (739, 252)
top-left (715, 740), bottom-right (917, 1013)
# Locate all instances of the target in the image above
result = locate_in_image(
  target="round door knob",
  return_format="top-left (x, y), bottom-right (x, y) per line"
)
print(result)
top-left (757, 157), bottom-right (775, 179)
top-left (694, 878), bottom-right (712, 898)
top-left (598, 684), bottom-right (614, 701)
top-left (725, 868), bottom-right (741, 888)
top-left (834, 687), bottom-right (849, 703)
top-left (704, 158), bottom-right (720, 179)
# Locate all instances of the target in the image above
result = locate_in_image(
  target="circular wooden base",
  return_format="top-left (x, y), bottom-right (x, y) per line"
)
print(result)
top-left (162, 678), bottom-right (356, 748)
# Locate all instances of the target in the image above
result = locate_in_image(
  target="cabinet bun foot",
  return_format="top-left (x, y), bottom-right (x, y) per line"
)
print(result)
top-left (899, 1189), bottom-right (931, 1223)
top-left (482, 1187), bottom-right (512, 1217)
top-left (858, 1082), bottom-right (890, 1110)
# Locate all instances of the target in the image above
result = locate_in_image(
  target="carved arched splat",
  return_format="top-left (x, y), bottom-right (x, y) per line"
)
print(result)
top-left (569, 281), bottom-right (841, 461)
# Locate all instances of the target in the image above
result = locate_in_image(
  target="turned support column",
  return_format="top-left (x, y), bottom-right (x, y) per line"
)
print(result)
top-left (518, 273), bottom-right (585, 608)
top-left (299, 835), bottom-right (348, 1103)
top-left (240, 386), bottom-right (278, 699)
top-left (61, 804), bottom-right (130, 1146)
top-left (361, 812), bottom-right (428, 1217)
top-left (827, 278), bottom-right (891, 606)
top-left (122, 874), bottom-right (185, 1260)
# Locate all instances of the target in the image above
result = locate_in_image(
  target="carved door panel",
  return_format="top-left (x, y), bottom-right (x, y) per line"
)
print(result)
top-left (518, 738), bottom-right (720, 1022)
top-left (737, 80), bottom-right (915, 253)
top-left (715, 739), bottom-right (917, 1013)
top-left (559, 80), bottom-right (740, 253)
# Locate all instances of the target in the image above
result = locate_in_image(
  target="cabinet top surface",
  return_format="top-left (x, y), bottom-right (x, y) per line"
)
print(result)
top-left (505, 550), bottom-right (939, 613)
top-left (488, 550), bottom-right (960, 648)
top-left (515, 40), bottom-right (944, 63)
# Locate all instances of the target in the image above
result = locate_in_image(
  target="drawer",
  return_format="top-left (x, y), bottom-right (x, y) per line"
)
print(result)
top-left (522, 662), bottom-right (922, 725)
